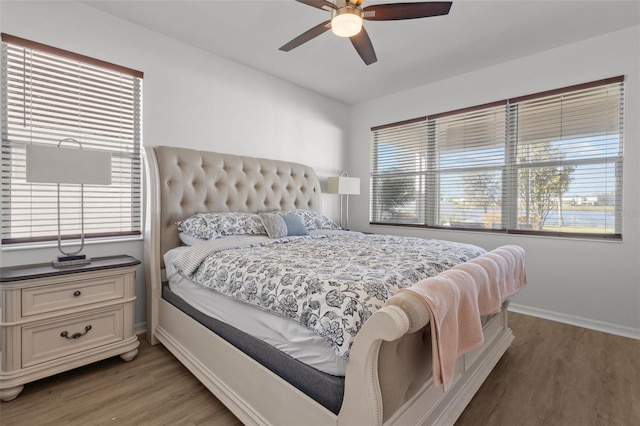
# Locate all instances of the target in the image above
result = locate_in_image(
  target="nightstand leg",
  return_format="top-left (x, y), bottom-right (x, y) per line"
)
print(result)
top-left (120, 348), bottom-right (138, 362)
top-left (0, 385), bottom-right (24, 402)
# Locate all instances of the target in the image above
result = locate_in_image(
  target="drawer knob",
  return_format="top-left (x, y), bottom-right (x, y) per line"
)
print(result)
top-left (73, 290), bottom-right (82, 297)
top-left (60, 325), bottom-right (92, 339)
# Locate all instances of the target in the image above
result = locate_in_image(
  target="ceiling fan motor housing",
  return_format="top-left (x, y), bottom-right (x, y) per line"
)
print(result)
top-left (331, 6), bottom-right (364, 37)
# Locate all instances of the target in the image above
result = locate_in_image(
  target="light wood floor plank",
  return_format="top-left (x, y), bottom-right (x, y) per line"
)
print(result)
top-left (1, 313), bottom-right (638, 425)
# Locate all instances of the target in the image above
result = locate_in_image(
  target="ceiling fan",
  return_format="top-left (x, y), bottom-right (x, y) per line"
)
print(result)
top-left (279, 0), bottom-right (453, 65)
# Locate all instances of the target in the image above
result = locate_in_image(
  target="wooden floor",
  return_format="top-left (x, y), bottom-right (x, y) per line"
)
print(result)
top-left (1, 312), bottom-right (638, 425)
top-left (456, 313), bottom-right (640, 426)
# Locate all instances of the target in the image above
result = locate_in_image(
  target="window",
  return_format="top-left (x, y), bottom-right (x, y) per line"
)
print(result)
top-left (1, 34), bottom-right (143, 245)
top-left (371, 77), bottom-right (624, 239)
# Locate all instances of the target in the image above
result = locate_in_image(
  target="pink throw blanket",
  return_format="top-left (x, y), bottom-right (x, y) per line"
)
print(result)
top-left (396, 245), bottom-right (527, 390)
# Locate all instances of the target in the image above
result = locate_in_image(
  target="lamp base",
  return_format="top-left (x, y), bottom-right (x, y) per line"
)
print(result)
top-left (53, 255), bottom-right (91, 268)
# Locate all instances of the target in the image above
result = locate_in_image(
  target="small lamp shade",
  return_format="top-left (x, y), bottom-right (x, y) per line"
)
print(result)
top-left (327, 176), bottom-right (360, 195)
top-left (26, 145), bottom-right (111, 185)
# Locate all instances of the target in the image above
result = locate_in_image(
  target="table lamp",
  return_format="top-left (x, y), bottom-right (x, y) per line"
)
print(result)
top-left (327, 172), bottom-right (360, 229)
top-left (26, 139), bottom-right (111, 267)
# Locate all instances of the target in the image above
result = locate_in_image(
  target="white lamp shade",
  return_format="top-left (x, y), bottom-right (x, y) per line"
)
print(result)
top-left (26, 145), bottom-right (112, 185)
top-left (327, 176), bottom-right (360, 195)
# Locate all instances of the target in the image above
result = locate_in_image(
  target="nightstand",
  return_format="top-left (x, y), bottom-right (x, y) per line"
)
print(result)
top-left (0, 255), bottom-right (141, 401)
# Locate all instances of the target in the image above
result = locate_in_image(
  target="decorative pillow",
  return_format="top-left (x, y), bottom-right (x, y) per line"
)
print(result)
top-left (259, 212), bottom-right (309, 239)
top-left (281, 213), bottom-right (309, 236)
top-left (177, 212), bottom-right (266, 240)
top-left (290, 209), bottom-right (341, 231)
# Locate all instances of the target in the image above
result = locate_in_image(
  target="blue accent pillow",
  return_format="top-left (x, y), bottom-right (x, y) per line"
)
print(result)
top-left (259, 213), bottom-right (308, 238)
top-left (281, 213), bottom-right (309, 236)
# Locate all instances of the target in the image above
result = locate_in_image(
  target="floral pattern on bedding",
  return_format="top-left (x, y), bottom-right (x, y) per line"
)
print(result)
top-left (177, 212), bottom-right (266, 240)
top-left (287, 209), bottom-right (342, 231)
top-left (173, 233), bottom-right (485, 359)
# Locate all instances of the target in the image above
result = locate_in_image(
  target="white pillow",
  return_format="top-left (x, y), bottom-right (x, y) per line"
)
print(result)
top-left (178, 232), bottom-right (207, 246)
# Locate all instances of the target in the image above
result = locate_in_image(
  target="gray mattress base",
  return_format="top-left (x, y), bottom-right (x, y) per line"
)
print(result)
top-left (162, 284), bottom-right (345, 414)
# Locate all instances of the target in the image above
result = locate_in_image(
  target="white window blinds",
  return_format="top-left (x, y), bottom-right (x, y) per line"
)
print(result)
top-left (433, 102), bottom-right (507, 229)
top-left (1, 33), bottom-right (143, 244)
top-left (512, 79), bottom-right (623, 235)
top-left (370, 76), bottom-right (624, 239)
top-left (371, 118), bottom-right (428, 224)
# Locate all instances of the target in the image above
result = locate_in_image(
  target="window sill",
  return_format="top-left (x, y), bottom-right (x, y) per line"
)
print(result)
top-left (1, 235), bottom-right (143, 252)
top-left (368, 222), bottom-right (623, 243)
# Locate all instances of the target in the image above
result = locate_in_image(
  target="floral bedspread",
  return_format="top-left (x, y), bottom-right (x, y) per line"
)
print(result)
top-left (172, 233), bottom-right (486, 359)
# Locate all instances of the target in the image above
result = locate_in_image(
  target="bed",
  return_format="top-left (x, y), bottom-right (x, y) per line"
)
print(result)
top-left (143, 145), bottom-right (526, 425)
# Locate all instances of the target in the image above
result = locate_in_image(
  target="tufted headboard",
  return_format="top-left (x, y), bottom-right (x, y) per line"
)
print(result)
top-left (144, 146), bottom-right (322, 265)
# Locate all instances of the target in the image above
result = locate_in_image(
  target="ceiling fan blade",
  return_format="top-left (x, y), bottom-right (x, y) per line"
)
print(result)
top-left (279, 20), bottom-right (332, 52)
top-left (350, 26), bottom-right (377, 65)
top-left (295, 0), bottom-right (336, 11)
top-left (363, 2), bottom-right (452, 21)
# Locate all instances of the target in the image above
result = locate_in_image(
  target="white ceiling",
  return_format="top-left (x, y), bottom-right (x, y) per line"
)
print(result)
top-left (82, 0), bottom-right (640, 104)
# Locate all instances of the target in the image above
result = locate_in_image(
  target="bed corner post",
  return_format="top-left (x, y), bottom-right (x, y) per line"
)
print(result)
top-left (338, 305), bottom-right (411, 425)
top-left (143, 146), bottom-right (161, 345)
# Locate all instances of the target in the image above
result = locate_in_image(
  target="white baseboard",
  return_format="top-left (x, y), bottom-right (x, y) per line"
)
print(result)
top-left (509, 303), bottom-right (640, 341)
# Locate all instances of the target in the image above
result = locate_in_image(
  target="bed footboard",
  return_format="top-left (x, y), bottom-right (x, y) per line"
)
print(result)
top-left (339, 292), bottom-right (513, 425)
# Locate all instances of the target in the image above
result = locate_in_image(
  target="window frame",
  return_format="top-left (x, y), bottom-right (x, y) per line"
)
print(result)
top-left (370, 76), bottom-right (624, 240)
top-left (1, 33), bottom-right (144, 246)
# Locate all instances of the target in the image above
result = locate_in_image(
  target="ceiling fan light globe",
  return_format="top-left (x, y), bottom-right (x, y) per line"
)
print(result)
top-left (331, 13), bottom-right (363, 37)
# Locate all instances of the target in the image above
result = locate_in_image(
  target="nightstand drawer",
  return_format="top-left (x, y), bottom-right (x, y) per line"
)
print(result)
top-left (22, 307), bottom-right (124, 368)
top-left (22, 275), bottom-right (125, 317)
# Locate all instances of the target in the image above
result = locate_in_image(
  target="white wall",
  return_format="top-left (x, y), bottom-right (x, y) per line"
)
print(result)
top-left (0, 1), bottom-right (350, 327)
top-left (348, 26), bottom-right (640, 338)
top-left (2, 1), bottom-right (638, 339)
